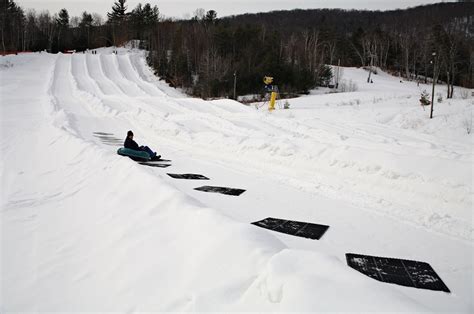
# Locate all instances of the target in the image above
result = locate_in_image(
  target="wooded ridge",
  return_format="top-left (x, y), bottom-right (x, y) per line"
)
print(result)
top-left (1, 0), bottom-right (472, 98)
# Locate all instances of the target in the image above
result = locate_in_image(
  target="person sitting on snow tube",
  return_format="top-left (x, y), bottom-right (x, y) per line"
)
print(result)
top-left (124, 130), bottom-right (160, 159)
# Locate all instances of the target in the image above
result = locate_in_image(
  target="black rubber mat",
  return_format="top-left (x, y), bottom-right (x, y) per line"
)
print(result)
top-left (102, 142), bottom-right (121, 146)
top-left (101, 140), bottom-right (123, 144)
top-left (346, 253), bottom-right (450, 293)
top-left (167, 173), bottom-right (209, 180)
top-left (93, 132), bottom-right (114, 136)
top-left (149, 157), bottom-right (171, 162)
top-left (194, 185), bottom-right (245, 196)
top-left (93, 133), bottom-right (123, 147)
top-left (138, 162), bottom-right (171, 168)
top-left (251, 217), bottom-right (329, 240)
top-left (93, 135), bottom-right (121, 140)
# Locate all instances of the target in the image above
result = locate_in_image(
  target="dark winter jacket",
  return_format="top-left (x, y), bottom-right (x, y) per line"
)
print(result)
top-left (124, 137), bottom-right (140, 150)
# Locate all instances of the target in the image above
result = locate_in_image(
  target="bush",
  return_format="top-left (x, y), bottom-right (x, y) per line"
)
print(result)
top-left (318, 64), bottom-right (333, 87)
top-left (419, 90), bottom-right (430, 106)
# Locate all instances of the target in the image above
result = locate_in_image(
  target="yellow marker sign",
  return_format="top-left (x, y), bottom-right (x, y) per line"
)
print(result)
top-left (263, 76), bottom-right (274, 85)
top-left (263, 76), bottom-right (277, 111)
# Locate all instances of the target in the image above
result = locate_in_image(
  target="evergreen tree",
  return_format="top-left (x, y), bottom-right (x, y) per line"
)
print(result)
top-left (142, 3), bottom-right (159, 27)
top-left (107, 0), bottom-right (128, 24)
top-left (55, 8), bottom-right (69, 52)
top-left (130, 3), bottom-right (159, 40)
top-left (204, 10), bottom-right (217, 24)
top-left (56, 8), bottom-right (69, 27)
top-left (314, 65), bottom-right (333, 87)
top-left (79, 11), bottom-right (93, 28)
top-left (129, 3), bottom-right (144, 37)
top-left (1, 0), bottom-right (25, 53)
top-left (107, 0), bottom-right (128, 46)
top-left (79, 11), bottom-right (93, 49)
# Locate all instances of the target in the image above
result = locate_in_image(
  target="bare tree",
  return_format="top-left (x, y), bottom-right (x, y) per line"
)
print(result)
top-left (92, 13), bottom-right (103, 26)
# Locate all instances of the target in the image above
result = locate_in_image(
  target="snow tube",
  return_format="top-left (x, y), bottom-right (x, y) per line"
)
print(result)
top-left (117, 147), bottom-right (151, 161)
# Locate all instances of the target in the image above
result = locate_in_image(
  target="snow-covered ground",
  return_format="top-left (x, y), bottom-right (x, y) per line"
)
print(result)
top-left (1, 48), bottom-right (472, 312)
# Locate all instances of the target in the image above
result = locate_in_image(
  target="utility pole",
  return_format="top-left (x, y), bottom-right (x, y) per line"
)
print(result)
top-left (430, 52), bottom-right (438, 119)
top-left (233, 71), bottom-right (237, 100)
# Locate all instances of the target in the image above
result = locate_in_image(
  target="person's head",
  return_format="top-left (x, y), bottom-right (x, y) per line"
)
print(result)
top-left (127, 130), bottom-right (134, 139)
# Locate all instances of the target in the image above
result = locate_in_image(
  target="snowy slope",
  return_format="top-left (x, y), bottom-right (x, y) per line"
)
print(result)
top-left (1, 49), bottom-right (472, 312)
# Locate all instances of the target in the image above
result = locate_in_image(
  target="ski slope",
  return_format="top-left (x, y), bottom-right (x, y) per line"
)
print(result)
top-left (1, 48), bottom-right (472, 312)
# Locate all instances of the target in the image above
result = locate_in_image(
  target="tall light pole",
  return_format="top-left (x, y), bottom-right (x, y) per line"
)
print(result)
top-left (430, 52), bottom-right (438, 119)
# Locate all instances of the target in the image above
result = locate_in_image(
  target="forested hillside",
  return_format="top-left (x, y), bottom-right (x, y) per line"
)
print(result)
top-left (1, 0), bottom-right (472, 98)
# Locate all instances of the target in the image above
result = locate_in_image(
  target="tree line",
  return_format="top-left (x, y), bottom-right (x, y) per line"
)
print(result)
top-left (1, 0), bottom-right (472, 99)
top-left (0, 0), bottom-right (159, 53)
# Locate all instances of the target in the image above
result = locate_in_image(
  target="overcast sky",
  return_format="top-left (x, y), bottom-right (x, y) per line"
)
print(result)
top-left (17, 0), bottom-right (449, 19)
